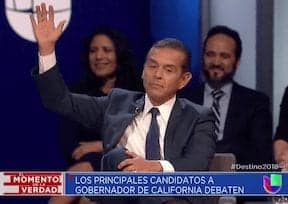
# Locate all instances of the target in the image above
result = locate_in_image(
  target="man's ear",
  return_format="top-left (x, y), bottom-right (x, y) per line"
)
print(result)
top-left (179, 72), bottom-right (192, 90)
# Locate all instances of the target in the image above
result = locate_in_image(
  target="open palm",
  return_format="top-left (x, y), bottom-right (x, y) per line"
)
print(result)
top-left (30, 3), bottom-right (65, 55)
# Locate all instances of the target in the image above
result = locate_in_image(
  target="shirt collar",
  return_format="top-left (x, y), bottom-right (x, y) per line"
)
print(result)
top-left (143, 94), bottom-right (176, 123)
top-left (205, 82), bottom-right (233, 96)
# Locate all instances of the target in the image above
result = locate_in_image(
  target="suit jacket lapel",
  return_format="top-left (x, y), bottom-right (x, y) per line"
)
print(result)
top-left (223, 83), bottom-right (241, 140)
top-left (164, 99), bottom-right (183, 157)
top-left (108, 96), bottom-right (145, 149)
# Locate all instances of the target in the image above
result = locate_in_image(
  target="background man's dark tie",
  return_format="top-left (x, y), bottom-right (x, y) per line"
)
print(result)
top-left (145, 107), bottom-right (161, 160)
top-left (211, 89), bottom-right (224, 140)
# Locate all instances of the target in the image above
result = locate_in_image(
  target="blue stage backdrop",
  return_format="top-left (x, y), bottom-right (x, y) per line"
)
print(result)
top-left (0, 0), bottom-right (200, 203)
top-left (150, 0), bottom-right (201, 86)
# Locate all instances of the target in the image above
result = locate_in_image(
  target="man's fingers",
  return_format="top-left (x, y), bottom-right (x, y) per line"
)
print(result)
top-left (30, 14), bottom-right (37, 30)
top-left (35, 3), bottom-right (48, 23)
top-left (122, 165), bottom-right (136, 172)
top-left (119, 161), bottom-right (136, 172)
top-left (56, 20), bottom-right (66, 33)
top-left (36, 5), bottom-right (41, 22)
top-left (73, 153), bottom-right (81, 160)
top-left (118, 158), bottom-right (133, 170)
top-left (71, 150), bottom-right (78, 159)
top-left (48, 5), bottom-right (54, 22)
top-left (126, 151), bottom-right (138, 158)
top-left (40, 3), bottom-right (47, 18)
top-left (72, 147), bottom-right (83, 160)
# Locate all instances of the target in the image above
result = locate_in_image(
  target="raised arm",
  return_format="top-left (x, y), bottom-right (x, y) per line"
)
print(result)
top-left (31, 3), bottom-right (108, 130)
top-left (30, 3), bottom-right (65, 56)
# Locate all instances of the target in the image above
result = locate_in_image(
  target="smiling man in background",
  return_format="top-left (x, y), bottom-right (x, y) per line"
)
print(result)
top-left (183, 25), bottom-right (272, 204)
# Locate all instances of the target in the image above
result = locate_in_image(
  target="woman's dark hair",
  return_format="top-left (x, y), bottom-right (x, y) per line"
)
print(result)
top-left (79, 26), bottom-right (142, 94)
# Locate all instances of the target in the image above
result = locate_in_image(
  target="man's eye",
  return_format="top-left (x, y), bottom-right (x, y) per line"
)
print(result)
top-left (149, 64), bottom-right (157, 68)
top-left (206, 52), bottom-right (215, 57)
top-left (221, 53), bottom-right (231, 59)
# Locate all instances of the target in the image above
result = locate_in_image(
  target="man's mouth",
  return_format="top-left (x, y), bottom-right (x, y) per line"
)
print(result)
top-left (150, 83), bottom-right (163, 88)
top-left (209, 65), bottom-right (224, 71)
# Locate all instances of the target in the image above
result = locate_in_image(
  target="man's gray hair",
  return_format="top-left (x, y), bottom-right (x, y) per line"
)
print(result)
top-left (149, 38), bottom-right (191, 72)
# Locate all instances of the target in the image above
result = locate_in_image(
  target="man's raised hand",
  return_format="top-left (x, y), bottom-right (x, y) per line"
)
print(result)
top-left (30, 3), bottom-right (65, 55)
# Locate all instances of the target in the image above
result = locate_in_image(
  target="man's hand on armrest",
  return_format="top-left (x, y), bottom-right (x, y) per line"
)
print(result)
top-left (118, 151), bottom-right (167, 172)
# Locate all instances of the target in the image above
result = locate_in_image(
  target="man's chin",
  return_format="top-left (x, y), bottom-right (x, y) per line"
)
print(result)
top-left (147, 92), bottom-right (166, 105)
top-left (206, 76), bottom-right (233, 86)
top-left (147, 90), bottom-right (161, 99)
top-left (208, 77), bottom-right (224, 83)
top-left (203, 68), bottom-right (236, 85)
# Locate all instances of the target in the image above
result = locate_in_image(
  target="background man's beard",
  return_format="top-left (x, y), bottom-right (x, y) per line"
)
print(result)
top-left (203, 68), bottom-right (236, 85)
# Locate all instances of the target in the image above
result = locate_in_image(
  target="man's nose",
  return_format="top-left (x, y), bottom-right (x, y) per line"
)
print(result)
top-left (212, 56), bottom-right (221, 66)
top-left (154, 68), bottom-right (163, 78)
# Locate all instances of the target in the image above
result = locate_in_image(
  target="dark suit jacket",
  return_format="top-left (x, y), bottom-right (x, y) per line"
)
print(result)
top-left (274, 86), bottom-right (288, 141)
top-left (182, 82), bottom-right (273, 166)
top-left (33, 65), bottom-right (216, 204)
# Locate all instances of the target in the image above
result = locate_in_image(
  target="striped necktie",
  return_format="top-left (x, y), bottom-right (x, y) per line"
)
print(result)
top-left (211, 89), bottom-right (224, 140)
top-left (145, 107), bottom-right (161, 160)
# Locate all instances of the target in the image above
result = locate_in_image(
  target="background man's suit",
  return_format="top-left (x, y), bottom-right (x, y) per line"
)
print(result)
top-left (33, 65), bottom-right (216, 204)
top-left (183, 82), bottom-right (272, 166)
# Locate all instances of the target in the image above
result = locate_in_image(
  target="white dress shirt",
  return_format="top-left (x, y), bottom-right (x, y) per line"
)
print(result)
top-left (39, 52), bottom-right (175, 172)
top-left (38, 52), bottom-right (56, 74)
top-left (118, 94), bottom-right (176, 172)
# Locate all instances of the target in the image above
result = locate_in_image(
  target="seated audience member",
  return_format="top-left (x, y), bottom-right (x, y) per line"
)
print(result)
top-left (58, 26), bottom-right (143, 171)
top-left (274, 87), bottom-right (288, 170)
top-left (182, 25), bottom-right (272, 166)
top-left (31, 3), bottom-right (216, 204)
top-left (181, 25), bottom-right (273, 204)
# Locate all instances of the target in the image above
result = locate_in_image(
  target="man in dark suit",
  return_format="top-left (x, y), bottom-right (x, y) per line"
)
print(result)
top-left (182, 25), bottom-right (273, 204)
top-left (31, 4), bottom-right (215, 204)
top-left (183, 25), bottom-right (272, 167)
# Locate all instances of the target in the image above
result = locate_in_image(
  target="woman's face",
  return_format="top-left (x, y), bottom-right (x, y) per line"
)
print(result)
top-left (88, 34), bottom-right (117, 79)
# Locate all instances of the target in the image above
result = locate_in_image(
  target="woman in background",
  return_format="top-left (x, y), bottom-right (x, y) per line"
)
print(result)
top-left (58, 26), bottom-right (143, 171)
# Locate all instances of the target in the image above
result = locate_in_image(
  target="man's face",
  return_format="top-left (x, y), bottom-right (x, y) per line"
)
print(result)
top-left (203, 34), bottom-right (239, 86)
top-left (142, 47), bottom-right (191, 106)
